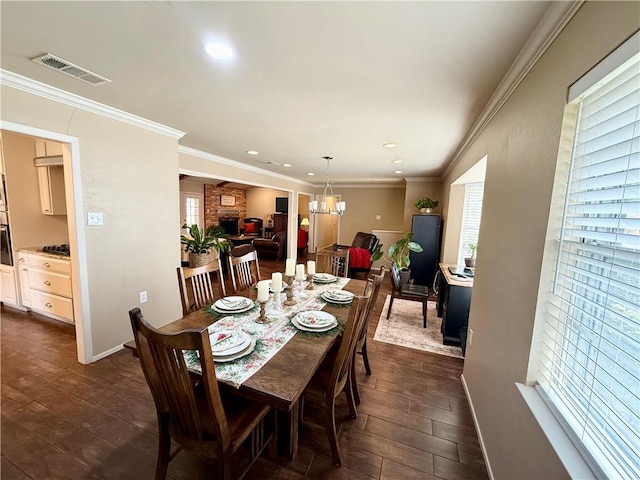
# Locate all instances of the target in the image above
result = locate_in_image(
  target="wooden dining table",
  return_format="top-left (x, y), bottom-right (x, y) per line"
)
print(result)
top-left (157, 277), bottom-right (367, 458)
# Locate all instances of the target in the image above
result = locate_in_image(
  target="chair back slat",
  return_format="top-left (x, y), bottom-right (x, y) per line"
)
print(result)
top-left (129, 308), bottom-right (231, 448)
top-left (178, 260), bottom-right (226, 316)
top-left (228, 245), bottom-right (261, 292)
top-left (328, 286), bottom-right (371, 397)
top-left (315, 248), bottom-right (349, 278)
top-left (358, 267), bottom-right (386, 344)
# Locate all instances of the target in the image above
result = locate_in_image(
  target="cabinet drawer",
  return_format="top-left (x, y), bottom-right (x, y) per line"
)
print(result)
top-left (28, 269), bottom-right (71, 297)
top-left (28, 254), bottom-right (71, 274)
top-left (30, 290), bottom-right (74, 322)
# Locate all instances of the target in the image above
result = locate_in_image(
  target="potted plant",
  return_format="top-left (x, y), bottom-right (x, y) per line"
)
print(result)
top-left (387, 232), bottom-right (423, 285)
top-left (465, 243), bottom-right (477, 268)
top-left (180, 224), bottom-right (232, 268)
top-left (414, 197), bottom-right (439, 214)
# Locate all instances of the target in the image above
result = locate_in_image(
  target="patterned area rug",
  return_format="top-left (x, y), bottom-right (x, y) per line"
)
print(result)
top-left (373, 295), bottom-right (463, 359)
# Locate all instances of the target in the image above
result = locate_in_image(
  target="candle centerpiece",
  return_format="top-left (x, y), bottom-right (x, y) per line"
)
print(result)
top-left (283, 274), bottom-right (296, 306)
top-left (271, 272), bottom-right (283, 311)
top-left (256, 280), bottom-right (270, 323)
top-left (306, 260), bottom-right (316, 290)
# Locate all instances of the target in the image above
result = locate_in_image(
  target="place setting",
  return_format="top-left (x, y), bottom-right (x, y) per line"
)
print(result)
top-left (208, 328), bottom-right (256, 362)
top-left (291, 310), bottom-right (339, 333)
top-left (211, 296), bottom-right (255, 315)
top-left (320, 289), bottom-right (354, 305)
top-left (312, 273), bottom-right (338, 284)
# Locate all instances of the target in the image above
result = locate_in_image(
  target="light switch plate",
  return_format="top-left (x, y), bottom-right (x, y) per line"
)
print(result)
top-left (87, 212), bottom-right (104, 226)
top-left (375, 215), bottom-right (381, 220)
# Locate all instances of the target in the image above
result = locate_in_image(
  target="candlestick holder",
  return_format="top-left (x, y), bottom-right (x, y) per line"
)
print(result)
top-left (272, 290), bottom-right (283, 311)
top-left (306, 276), bottom-right (316, 290)
top-left (256, 300), bottom-right (269, 324)
top-left (283, 275), bottom-right (297, 306)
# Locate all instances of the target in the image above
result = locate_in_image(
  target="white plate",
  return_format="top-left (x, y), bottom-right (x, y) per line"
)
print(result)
top-left (212, 297), bottom-right (255, 314)
top-left (322, 290), bottom-right (354, 302)
top-left (313, 273), bottom-right (337, 283)
top-left (214, 296), bottom-right (253, 311)
top-left (213, 338), bottom-right (256, 363)
top-left (291, 316), bottom-right (338, 332)
top-left (209, 330), bottom-right (251, 355)
top-left (294, 311), bottom-right (337, 328)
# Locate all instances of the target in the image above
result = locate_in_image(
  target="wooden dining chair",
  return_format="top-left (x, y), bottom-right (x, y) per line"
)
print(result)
top-left (301, 286), bottom-right (371, 467)
top-left (177, 259), bottom-right (226, 316)
top-left (314, 247), bottom-right (349, 278)
top-left (388, 261), bottom-right (430, 327)
top-left (129, 308), bottom-right (276, 480)
top-left (228, 244), bottom-right (261, 293)
top-left (351, 267), bottom-right (385, 406)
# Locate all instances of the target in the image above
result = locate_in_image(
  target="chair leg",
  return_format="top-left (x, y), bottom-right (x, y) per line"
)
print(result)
top-left (155, 416), bottom-right (171, 480)
top-left (362, 336), bottom-right (372, 375)
top-left (387, 296), bottom-right (395, 319)
top-left (324, 398), bottom-right (343, 467)
top-left (423, 300), bottom-right (428, 328)
top-left (345, 374), bottom-right (358, 420)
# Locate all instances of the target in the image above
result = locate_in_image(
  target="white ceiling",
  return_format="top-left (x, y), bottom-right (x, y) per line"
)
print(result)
top-left (1, 1), bottom-right (550, 184)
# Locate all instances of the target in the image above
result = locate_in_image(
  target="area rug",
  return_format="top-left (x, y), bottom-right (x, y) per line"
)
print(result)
top-left (373, 295), bottom-right (463, 359)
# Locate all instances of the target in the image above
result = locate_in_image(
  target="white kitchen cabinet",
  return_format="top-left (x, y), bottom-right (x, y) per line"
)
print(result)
top-left (19, 250), bottom-right (74, 324)
top-left (35, 139), bottom-right (64, 157)
top-left (17, 251), bottom-right (30, 307)
top-left (36, 165), bottom-right (67, 215)
top-left (0, 266), bottom-right (18, 307)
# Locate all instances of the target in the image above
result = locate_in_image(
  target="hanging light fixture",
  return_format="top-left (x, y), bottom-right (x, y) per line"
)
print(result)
top-left (309, 156), bottom-right (346, 215)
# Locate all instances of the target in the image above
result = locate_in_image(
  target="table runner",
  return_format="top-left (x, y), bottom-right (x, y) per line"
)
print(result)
top-left (184, 277), bottom-right (351, 387)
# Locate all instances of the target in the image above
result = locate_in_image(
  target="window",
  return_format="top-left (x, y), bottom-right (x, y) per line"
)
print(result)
top-left (457, 182), bottom-right (484, 265)
top-left (180, 192), bottom-right (203, 230)
top-left (533, 33), bottom-right (639, 479)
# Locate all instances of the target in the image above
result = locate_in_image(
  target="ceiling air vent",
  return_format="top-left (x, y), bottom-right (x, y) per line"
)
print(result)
top-left (31, 53), bottom-right (111, 86)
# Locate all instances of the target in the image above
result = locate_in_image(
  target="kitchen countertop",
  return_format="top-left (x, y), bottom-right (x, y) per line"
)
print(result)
top-left (18, 247), bottom-right (72, 260)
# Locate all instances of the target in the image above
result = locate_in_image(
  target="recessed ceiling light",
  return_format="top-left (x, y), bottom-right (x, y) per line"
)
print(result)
top-left (282, 163), bottom-right (292, 168)
top-left (307, 172), bottom-right (315, 176)
top-left (204, 42), bottom-right (235, 60)
top-left (391, 160), bottom-right (403, 164)
top-left (383, 143), bottom-right (397, 148)
top-left (246, 150), bottom-right (259, 155)
top-left (394, 170), bottom-right (403, 174)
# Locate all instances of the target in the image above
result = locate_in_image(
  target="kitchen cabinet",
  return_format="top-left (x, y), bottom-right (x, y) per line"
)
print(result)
top-left (0, 265), bottom-right (18, 307)
top-left (35, 139), bottom-right (64, 157)
top-left (17, 251), bottom-right (30, 307)
top-left (36, 165), bottom-right (66, 215)
top-left (19, 249), bottom-right (74, 323)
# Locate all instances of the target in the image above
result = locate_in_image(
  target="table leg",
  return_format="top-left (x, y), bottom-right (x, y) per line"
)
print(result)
top-left (277, 401), bottom-right (300, 460)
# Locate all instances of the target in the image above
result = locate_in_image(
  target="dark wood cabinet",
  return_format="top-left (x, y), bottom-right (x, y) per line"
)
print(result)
top-left (437, 264), bottom-right (473, 349)
top-left (273, 213), bottom-right (287, 233)
top-left (409, 214), bottom-right (442, 287)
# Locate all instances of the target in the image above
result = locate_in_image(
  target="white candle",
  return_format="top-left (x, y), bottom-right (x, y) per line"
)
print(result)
top-left (285, 258), bottom-right (296, 276)
top-left (271, 272), bottom-right (282, 292)
top-left (257, 280), bottom-right (270, 302)
top-left (295, 263), bottom-right (305, 280)
top-left (307, 260), bottom-right (316, 275)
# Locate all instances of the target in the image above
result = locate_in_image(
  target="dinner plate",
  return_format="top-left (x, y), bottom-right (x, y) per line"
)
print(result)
top-left (209, 330), bottom-right (251, 355)
top-left (291, 315), bottom-right (338, 332)
top-left (312, 273), bottom-right (337, 283)
top-left (212, 296), bottom-right (255, 314)
top-left (321, 290), bottom-right (354, 304)
top-left (294, 311), bottom-right (337, 329)
top-left (213, 338), bottom-right (257, 363)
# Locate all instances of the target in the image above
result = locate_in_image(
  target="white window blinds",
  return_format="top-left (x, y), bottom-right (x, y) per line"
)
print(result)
top-left (457, 182), bottom-right (484, 265)
top-left (538, 45), bottom-right (639, 479)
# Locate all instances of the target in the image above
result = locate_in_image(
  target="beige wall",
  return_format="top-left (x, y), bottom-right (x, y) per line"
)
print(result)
top-left (2, 131), bottom-right (69, 249)
top-left (440, 2), bottom-right (640, 478)
top-left (441, 184), bottom-right (464, 265)
top-left (246, 187), bottom-right (287, 225)
top-left (337, 186), bottom-right (406, 245)
top-left (403, 179), bottom-right (442, 233)
top-left (1, 86), bottom-right (183, 358)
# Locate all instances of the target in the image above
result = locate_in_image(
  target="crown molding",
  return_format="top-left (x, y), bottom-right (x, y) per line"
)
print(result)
top-left (404, 176), bottom-right (441, 183)
top-left (178, 145), bottom-right (314, 187)
top-left (333, 183), bottom-right (405, 189)
top-left (441, 0), bottom-right (584, 179)
top-left (0, 69), bottom-right (185, 139)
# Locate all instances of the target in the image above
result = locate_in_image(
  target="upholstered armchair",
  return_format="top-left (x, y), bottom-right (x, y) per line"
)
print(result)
top-left (334, 232), bottom-right (380, 278)
top-left (253, 231), bottom-right (287, 260)
top-left (242, 217), bottom-right (263, 237)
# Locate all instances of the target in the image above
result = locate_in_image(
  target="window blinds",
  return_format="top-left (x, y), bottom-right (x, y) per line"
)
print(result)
top-left (457, 182), bottom-right (484, 265)
top-left (539, 52), bottom-right (640, 479)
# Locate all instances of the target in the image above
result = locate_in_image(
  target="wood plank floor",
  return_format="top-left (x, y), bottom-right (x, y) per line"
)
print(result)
top-left (1, 257), bottom-right (488, 479)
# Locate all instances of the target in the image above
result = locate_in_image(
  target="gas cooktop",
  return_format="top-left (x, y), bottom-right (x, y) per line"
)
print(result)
top-left (42, 244), bottom-right (70, 256)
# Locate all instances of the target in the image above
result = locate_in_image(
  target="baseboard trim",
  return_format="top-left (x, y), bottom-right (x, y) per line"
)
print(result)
top-left (460, 373), bottom-right (495, 480)
top-left (91, 343), bottom-right (124, 362)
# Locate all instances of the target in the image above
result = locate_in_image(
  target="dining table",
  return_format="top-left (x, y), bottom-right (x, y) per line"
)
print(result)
top-left (157, 276), bottom-right (367, 459)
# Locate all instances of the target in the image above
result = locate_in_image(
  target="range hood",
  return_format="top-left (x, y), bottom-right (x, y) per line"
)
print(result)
top-left (34, 155), bottom-right (63, 167)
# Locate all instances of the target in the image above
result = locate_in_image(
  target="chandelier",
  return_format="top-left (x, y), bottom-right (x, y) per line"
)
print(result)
top-left (309, 156), bottom-right (346, 215)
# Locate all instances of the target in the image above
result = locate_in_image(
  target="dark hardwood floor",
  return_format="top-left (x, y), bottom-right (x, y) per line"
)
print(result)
top-left (1, 256), bottom-right (488, 480)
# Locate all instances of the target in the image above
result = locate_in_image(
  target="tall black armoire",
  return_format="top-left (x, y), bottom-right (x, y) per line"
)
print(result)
top-left (409, 214), bottom-right (442, 287)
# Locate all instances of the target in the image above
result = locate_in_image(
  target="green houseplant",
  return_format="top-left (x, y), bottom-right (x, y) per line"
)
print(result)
top-left (387, 232), bottom-right (423, 284)
top-left (180, 224), bottom-right (232, 267)
top-left (414, 197), bottom-right (439, 213)
top-left (465, 243), bottom-right (477, 268)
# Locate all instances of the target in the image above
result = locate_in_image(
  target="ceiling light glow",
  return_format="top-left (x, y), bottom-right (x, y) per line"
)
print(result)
top-left (391, 160), bottom-right (403, 164)
top-left (282, 163), bottom-right (292, 168)
top-left (394, 170), bottom-right (403, 174)
top-left (307, 172), bottom-right (315, 176)
top-left (204, 42), bottom-right (235, 60)
top-left (246, 150), bottom-right (259, 155)
top-left (383, 143), bottom-right (397, 148)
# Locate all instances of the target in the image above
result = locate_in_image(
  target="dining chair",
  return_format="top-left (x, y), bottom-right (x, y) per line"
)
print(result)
top-left (301, 286), bottom-right (371, 467)
top-left (177, 259), bottom-right (226, 316)
top-left (228, 244), bottom-right (261, 293)
top-left (129, 308), bottom-right (276, 480)
top-left (351, 267), bottom-right (385, 406)
top-left (314, 247), bottom-right (349, 278)
top-left (388, 261), bottom-right (430, 327)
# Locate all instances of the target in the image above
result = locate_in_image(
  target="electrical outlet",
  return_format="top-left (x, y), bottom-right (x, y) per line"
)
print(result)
top-left (375, 214), bottom-right (381, 220)
top-left (139, 291), bottom-right (148, 304)
top-left (468, 328), bottom-right (474, 346)
top-left (87, 212), bottom-right (104, 226)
